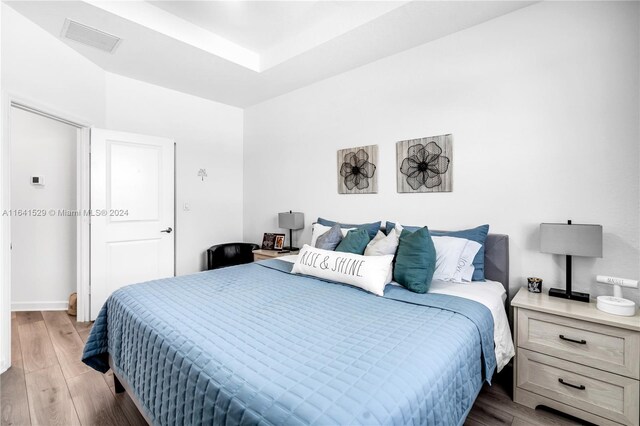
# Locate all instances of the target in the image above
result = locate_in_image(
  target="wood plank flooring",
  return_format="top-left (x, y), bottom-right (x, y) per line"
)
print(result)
top-left (2, 311), bottom-right (590, 426)
top-left (1, 311), bottom-right (147, 426)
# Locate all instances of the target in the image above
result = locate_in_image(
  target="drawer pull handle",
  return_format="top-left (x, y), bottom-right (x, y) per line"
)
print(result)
top-left (558, 378), bottom-right (586, 390)
top-left (559, 334), bottom-right (586, 344)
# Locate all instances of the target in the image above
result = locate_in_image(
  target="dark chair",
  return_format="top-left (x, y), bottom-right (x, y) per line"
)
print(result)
top-left (207, 242), bottom-right (260, 270)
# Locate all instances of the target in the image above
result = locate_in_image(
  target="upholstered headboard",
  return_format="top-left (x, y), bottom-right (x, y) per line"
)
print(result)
top-left (484, 234), bottom-right (510, 299)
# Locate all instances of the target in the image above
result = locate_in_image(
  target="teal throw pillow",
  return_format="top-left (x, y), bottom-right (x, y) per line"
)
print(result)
top-left (393, 227), bottom-right (436, 293)
top-left (386, 222), bottom-right (489, 281)
top-left (335, 228), bottom-right (370, 255)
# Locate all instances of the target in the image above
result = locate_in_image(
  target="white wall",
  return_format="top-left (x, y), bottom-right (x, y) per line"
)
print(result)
top-left (10, 108), bottom-right (77, 310)
top-left (0, 2), bottom-right (244, 369)
top-left (244, 1), bottom-right (640, 303)
top-left (105, 73), bottom-right (244, 275)
top-left (1, 2), bottom-right (105, 367)
top-left (1, 4), bottom-right (105, 126)
top-left (1, 0), bottom-right (7, 373)
top-left (2, 3), bottom-right (245, 279)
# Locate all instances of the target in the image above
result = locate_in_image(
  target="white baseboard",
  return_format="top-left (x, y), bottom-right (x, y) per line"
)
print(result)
top-left (12, 301), bottom-right (68, 311)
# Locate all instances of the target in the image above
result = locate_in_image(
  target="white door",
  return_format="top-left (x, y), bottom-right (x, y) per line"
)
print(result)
top-left (90, 128), bottom-right (174, 320)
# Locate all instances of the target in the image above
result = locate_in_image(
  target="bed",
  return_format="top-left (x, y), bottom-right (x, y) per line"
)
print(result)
top-left (83, 234), bottom-right (512, 426)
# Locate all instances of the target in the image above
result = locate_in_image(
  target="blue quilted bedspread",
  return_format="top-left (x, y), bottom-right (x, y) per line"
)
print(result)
top-left (83, 260), bottom-right (495, 426)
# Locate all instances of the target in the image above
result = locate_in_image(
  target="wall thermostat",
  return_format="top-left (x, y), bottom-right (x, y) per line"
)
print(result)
top-left (31, 176), bottom-right (44, 186)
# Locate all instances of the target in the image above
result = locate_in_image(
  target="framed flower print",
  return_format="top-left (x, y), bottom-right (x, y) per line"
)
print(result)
top-left (337, 145), bottom-right (378, 194)
top-left (396, 134), bottom-right (452, 193)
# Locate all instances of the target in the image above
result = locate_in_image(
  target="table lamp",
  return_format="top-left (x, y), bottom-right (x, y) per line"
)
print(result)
top-left (540, 220), bottom-right (602, 303)
top-left (278, 211), bottom-right (304, 251)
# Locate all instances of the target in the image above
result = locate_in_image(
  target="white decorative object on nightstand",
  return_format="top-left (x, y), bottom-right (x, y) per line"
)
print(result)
top-left (512, 288), bottom-right (640, 426)
top-left (596, 275), bottom-right (638, 317)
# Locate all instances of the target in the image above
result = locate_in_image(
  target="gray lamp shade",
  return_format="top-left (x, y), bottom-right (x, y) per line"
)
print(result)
top-left (540, 223), bottom-right (603, 258)
top-left (279, 212), bottom-right (304, 230)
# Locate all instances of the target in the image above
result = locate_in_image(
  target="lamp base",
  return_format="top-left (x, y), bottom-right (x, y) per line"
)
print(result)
top-left (548, 287), bottom-right (590, 303)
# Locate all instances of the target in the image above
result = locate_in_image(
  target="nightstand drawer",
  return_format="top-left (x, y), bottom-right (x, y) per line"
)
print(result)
top-left (252, 249), bottom-right (298, 262)
top-left (518, 309), bottom-right (640, 379)
top-left (517, 349), bottom-right (639, 425)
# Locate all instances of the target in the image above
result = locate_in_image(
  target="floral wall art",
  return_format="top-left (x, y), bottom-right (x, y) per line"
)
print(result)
top-left (396, 134), bottom-right (452, 193)
top-left (337, 145), bottom-right (378, 194)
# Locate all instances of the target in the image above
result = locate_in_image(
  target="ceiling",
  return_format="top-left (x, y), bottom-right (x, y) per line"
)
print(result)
top-left (6, 1), bottom-right (535, 107)
top-left (148, 1), bottom-right (405, 54)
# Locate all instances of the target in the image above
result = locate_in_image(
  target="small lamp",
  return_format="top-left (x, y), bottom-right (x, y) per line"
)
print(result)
top-left (540, 220), bottom-right (603, 303)
top-left (278, 211), bottom-right (304, 251)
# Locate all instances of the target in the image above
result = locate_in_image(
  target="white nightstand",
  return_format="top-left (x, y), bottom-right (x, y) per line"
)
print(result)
top-left (512, 288), bottom-right (640, 426)
top-left (252, 249), bottom-right (298, 262)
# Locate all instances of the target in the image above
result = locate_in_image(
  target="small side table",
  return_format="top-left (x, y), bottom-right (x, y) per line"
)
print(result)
top-left (512, 287), bottom-right (639, 425)
top-left (252, 249), bottom-right (298, 261)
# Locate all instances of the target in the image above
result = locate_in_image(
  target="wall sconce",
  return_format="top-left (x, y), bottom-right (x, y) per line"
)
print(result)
top-left (197, 169), bottom-right (208, 181)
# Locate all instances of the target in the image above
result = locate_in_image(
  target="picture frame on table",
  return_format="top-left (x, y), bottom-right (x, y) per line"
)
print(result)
top-left (274, 235), bottom-right (285, 250)
top-left (261, 233), bottom-right (285, 250)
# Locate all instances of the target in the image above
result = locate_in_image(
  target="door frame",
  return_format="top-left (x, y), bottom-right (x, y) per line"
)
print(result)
top-left (0, 92), bottom-right (92, 372)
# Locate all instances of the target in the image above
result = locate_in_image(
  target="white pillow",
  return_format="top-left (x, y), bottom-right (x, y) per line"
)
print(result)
top-left (291, 244), bottom-right (393, 296)
top-left (458, 264), bottom-right (475, 282)
top-left (309, 223), bottom-right (354, 247)
top-left (364, 223), bottom-right (403, 256)
top-left (432, 236), bottom-right (470, 281)
top-left (366, 230), bottom-right (385, 246)
top-left (365, 224), bottom-right (403, 283)
top-left (452, 240), bottom-right (481, 282)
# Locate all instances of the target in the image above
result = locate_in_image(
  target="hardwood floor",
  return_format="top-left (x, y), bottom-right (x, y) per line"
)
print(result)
top-left (465, 375), bottom-right (588, 426)
top-left (1, 311), bottom-right (147, 426)
top-left (1, 311), bottom-right (589, 426)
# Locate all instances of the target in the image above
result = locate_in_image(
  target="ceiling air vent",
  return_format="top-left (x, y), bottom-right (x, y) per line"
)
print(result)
top-left (61, 19), bottom-right (122, 53)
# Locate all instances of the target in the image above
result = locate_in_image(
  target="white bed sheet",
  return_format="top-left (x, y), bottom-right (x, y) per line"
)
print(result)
top-left (275, 255), bottom-right (515, 372)
top-left (427, 279), bottom-right (515, 372)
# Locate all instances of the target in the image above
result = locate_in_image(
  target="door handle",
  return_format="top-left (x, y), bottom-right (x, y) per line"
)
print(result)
top-left (161, 227), bottom-right (173, 234)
